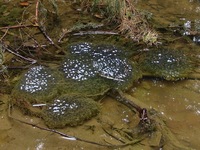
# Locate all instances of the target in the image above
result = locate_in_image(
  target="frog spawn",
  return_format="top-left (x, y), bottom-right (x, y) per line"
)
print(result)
top-left (12, 43), bottom-right (142, 128)
top-left (20, 66), bottom-right (54, 93)
top-left (12, 66), bottom-right (60, 104)
top-left (141, 49), bottom-right (193, 80)
top-left (62, 43), bottom-right (139, 83)
top-left (42, 96), bottom-right (100, 128)
top-left (62, 56), bottom-right (96, 81)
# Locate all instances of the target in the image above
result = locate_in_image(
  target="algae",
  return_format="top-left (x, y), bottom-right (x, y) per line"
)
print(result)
top-left (11, 42), bottom-right (142, 128)
top-left (42, 95), bottom-right (100, 128)
top-left (0, 2), bottom-right (23, 26)
top-left (61, 42), bottom-right (142, 90)
top-left (140, 49), bottom-right (194, 80)
top-left (12, 65), bottom-right (61, 104)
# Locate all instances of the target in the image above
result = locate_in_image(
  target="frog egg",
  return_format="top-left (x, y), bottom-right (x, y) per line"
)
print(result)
top-left (19, 66), bottom-right (55, 93)
top-left (62, 57), bottom-right (96, 81)
top-left (42, 95), bottom-right (100, 128)
top-left (12, 65), bottom-right (60, 104)
top-left (141, 49), bottom-right (193, 80)
top-left (69, 42), bottom-right (93, 55)
top-left (93, 56), bottom-right (133, 82)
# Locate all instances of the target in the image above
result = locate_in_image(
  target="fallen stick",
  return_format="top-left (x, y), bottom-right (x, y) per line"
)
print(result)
top-left (4, 46), bottom-right (37, 64)
top-left (0, 24), bottom-right (38, 30)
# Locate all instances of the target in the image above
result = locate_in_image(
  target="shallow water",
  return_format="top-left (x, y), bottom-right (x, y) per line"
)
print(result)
top-left (1, 79), bottom-right (200, 149)
top-left (131, 79), bottom-right (200, 149)
top-left (0, 0), bottom-right (200, 150)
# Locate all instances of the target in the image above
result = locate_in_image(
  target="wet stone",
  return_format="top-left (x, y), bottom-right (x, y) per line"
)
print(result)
top-left (42, 95), bottom-right (100, 128)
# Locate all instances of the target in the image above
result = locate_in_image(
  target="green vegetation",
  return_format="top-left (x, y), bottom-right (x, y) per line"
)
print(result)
top-left (61, 42), bottom-right (142, 92)
top-left (42, 95), bottom-right (100, 128)
top-left (140, 49), bottom-right (195, 80)
top-left (77, 0), bottom-right (158, 44)
top-left (12, 66), bottom-right (61, 104)
top-left (0, 43), bottom-right (6, 75)
top-left (11, 42), bottom-right (142, 128)
top-left (0, 2), bottom-right (23, 26)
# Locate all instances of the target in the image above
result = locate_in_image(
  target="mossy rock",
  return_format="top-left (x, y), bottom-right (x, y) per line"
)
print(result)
top-left (42, 95), bottom-right (100, 128)
top-left (140, 49), bottom-right (194, 80)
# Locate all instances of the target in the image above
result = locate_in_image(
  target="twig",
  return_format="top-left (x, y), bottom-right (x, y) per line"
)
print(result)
top-left (108, 89), bottom-right (142, 113)
top-left (37, 26), bottom-right (62, 50)
top-left (0, 28), bottom-right (9, 41)
top-left (108, 89), bottom-right (151, 124)
top-left (114, 92), bottom-right (193, 150)
top-left (98, 72), bottom-right (125, 82)
top-left (8, 107), bottom-right (145, 149)
top-left (0, 24), bottom-right (38, 30)
top-left (35, 0), bottom-right (40, 25)
top-left (102, 128), bottom-right (126, 144)
top-left (73, 31), bottom-right (119, 36)
top-left (4, 46), bottom-right (37, 64)
top-left (58, 29), bottom-right (70, 43)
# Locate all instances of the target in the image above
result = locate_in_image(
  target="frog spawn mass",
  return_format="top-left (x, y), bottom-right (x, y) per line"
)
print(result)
top-left (141, 49), bottom-right (193, 80)
top-left (42, 96), bottom-right (99, 128)
top-left (12, 43), bottom-right (195, 128)
top-left (12, 43), bottom-right (140, 128)
top-left (62, 43), bottom-right (135, 83)
top-left (20, 66), bottom-right (54, 93)
top-left (12, 65), bottom-right (60, 104)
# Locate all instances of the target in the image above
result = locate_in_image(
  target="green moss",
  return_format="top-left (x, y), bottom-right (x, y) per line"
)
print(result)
top-left (61, 42), bottom-right (142, 93)
top-left (11, 43), bottom-right (142, 128)
top-left (0, 4), bottom-right (23, 26)
top-left (60, 77), bottom-right (111, 99)
top-left (42, 95), bottom-right (100, 128)
top-left (140, 49), bottom-right (194, 80)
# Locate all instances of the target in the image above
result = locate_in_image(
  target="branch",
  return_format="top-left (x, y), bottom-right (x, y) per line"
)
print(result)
top-left (35, 0), bottom-right (39, 25)
top-left (4, 46), bottom-right (37, 64)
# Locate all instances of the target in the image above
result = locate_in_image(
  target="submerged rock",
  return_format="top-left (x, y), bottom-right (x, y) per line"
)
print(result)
top-left (141, 49), bottom-right (194, 80)
top-left (42, 95), bottom-right (100, 128)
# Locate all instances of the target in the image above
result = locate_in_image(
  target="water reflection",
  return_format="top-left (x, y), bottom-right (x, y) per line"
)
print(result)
top-left (35, 139), bottom-right (45, 150)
